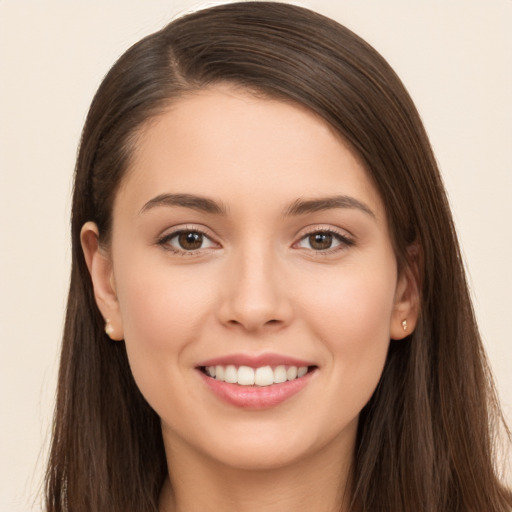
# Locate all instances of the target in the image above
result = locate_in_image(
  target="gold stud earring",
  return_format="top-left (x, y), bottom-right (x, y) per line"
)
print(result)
top-left (105, 319), bottom-right (114, 337)
top-left (401, 319), bottom-right (408, 332)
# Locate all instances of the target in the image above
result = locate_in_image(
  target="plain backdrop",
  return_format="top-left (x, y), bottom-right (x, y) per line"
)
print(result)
top-left (1, 0), bottom-right (511, 510)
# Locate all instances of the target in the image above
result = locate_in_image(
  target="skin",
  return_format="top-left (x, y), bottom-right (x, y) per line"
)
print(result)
top-left (82, 85), bottom-right (419, 512)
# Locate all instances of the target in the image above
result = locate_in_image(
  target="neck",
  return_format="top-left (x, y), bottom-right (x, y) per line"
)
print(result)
top-left (159, 430), bottom-right (355, 512)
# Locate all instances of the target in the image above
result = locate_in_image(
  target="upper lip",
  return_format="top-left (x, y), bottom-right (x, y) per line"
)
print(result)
top-left (196, 353), bottom-right (316, 368)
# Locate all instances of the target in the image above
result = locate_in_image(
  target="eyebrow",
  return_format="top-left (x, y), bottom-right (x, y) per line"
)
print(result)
top-left (139, 193), bottom-right (227, 215)
top-left (139, 192), bottom-right (375, 219)
top-left (283, 195), bottom-right (375, 218)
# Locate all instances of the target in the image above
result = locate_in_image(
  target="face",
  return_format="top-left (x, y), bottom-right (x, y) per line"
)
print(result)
top-left (83, 85), bottom-right (417, 471)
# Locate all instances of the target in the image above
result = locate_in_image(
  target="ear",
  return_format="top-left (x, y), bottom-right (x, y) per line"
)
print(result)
top-left (80, 221), bottom-right (124, 340)
top-left (390, 246), bottom-right (421, 340)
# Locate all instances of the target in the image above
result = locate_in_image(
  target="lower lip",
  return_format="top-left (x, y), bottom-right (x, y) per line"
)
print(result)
top-left (198, 369), bottom-right (315, 409)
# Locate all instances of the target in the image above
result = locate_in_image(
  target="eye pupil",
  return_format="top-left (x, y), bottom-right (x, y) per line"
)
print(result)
top-left (178, 231), bottom-right (203, 250)
top-left (309, 232), bottom-right (333, 250)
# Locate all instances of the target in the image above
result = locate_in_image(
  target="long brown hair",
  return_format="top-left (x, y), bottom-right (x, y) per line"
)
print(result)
top-left (45, 2), bottom-right (511, 511)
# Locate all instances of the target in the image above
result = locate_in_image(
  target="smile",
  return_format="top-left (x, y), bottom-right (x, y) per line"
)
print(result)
top-left (202, 364), bottom-right (310, 386)
top-left (197, 356), bottom-right (317, 409)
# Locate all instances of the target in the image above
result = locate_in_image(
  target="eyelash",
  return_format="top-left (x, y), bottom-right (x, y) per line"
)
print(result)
top-left (156, 226), bottom-right (355, 256)
top-left (156, 226), bottom-right (219, 256)
top-left (294, 227), bottom-right (355, 255)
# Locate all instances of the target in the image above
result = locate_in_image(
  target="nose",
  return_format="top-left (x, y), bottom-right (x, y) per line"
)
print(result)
top-left (218, 246), bottom-right (293, 333)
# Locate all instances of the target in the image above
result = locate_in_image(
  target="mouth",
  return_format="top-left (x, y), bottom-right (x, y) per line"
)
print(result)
top-left (199, 364), bottom-right (317, 387)
top-left (196, 358), bottom-right (318, 409)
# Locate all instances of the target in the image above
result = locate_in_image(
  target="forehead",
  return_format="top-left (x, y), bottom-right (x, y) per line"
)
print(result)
top-left (115, 85), bottom-right (385, 220)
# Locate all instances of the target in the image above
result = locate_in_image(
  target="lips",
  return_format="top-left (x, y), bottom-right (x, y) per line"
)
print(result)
top-left (198, 353), bottom-right (316, 368)
top-left (196, 353), bottom-right (317, 409)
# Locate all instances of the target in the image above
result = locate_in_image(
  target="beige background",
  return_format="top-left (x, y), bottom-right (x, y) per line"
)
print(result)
top-left (0, 0), bottom-right (510, 510)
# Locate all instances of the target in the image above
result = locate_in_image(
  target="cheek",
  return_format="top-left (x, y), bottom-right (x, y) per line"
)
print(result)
top-left (305, 261), bottom-right (396, 337)
top-left (113, 258), bottom-right (217, 391)
top-left (302, 263), bottom-right (396, 401)
top-left (117, 255), bottom-right (216, 336)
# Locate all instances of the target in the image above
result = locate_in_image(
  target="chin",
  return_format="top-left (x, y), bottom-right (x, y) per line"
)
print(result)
top-left (179, 414), bottom-right (358, 473)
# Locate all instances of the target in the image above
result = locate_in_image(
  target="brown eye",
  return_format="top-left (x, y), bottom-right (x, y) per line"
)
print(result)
top-left (178, 231), bottom-right (204, 250)
top-left (296, 229), bottom-right (353, 253)
top-left (308, 232), bottom-right (333, 250)
top-left (159, 229), bottom-right (216, 253)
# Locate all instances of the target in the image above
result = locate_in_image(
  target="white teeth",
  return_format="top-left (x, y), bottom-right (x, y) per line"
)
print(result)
top-left (297, 366), bottom-right (308, 378)
top-left (255, 366), bottom-right (274, 386)
top-left (215, 365), bottom-right (225, 381)
top-left (224, 365), bottom-right (238, 383)
top-left (205, 364), bottom-right (311, 386)
top-left (237, 366), bottom-right (255, 385)
top-left (286, 366), bottom-right (297, 380)
top-left (273, 365), bottom-right (287, 384)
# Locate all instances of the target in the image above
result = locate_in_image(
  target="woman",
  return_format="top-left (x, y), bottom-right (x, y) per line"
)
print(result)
top-left (45, 2), bottom-right (512, 511)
